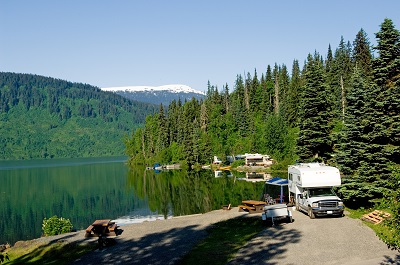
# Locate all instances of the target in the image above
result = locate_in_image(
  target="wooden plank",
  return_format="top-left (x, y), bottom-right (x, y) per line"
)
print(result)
top-left (238, 205), bottom-right (256, 212)
top-left (85, 225), bottom-right (94, 233)
top-left (92, 219), bottom-right (111, 226)
top-left (108, 223), bottom-right (117, 232)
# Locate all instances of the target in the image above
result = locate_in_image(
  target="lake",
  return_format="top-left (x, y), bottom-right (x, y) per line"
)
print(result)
top-left (0, 157), bottom-right (269, 245)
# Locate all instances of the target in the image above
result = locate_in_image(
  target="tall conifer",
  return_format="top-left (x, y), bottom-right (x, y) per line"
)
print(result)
top-left (297, 53), bottom-right (332, 161)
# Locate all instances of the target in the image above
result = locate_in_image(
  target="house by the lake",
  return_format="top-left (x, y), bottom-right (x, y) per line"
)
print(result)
top-left (244, 153), bottom-right (273, 167)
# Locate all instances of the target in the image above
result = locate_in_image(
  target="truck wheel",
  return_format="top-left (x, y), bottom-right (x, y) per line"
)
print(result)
top-left (308, 208), bottom-right (315, 219)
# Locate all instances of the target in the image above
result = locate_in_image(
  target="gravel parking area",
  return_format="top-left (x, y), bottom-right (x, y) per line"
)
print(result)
top-left (71, 208), bottom-right (249, 265)
top-left (228, 208), bottom-right (399, 265)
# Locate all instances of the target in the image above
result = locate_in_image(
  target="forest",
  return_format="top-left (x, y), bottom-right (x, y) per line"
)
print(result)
top-left (125, 18), bottom-right (400, 249)
top-left (0, 72), bottom-right (158, 159)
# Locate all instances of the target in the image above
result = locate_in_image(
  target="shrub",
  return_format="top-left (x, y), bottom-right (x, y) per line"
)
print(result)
top-left (42, 216), bottom-right (73, 236)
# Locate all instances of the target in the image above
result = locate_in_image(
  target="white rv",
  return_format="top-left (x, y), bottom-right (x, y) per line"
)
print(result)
top-left (288, 163), bottom-right (344, 219)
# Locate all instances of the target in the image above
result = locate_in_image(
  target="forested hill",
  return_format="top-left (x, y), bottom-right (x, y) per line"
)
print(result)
top-left (0, 72), bottom-right (158, 160)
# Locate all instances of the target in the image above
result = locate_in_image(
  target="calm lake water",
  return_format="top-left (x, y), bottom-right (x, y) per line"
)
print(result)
top-left (0, 157), bottom-right (269, 245)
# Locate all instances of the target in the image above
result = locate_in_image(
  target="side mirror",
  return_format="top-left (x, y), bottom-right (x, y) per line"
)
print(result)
top-left (299, 194), bottom-right (303, 199)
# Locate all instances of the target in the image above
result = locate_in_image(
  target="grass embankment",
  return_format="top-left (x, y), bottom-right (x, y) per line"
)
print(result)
top-left (3, 240), bottom-right (94, 265)
top-left (177, 216), bottom-right (265, 265)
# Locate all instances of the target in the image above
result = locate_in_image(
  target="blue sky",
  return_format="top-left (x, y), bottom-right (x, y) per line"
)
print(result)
top-left (1, 1), bottom-right (399, 92)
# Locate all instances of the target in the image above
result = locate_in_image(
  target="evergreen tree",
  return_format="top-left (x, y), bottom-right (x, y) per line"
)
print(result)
top-left (373, 18), bottom-right (400, 88)
top-left (297, 53), bottom-right (332, 161)
top-left (369, 18), bottom-right (400, 176)
top-left (352, 28), bottom-right (373, 79)
top-left (336, 67), bottom-right (369, 174)
top-left (285, 59), bottom-right (301, 126)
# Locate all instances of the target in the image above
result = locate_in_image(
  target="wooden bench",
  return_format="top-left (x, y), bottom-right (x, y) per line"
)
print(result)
top-left (108, 222), bottom-right (117, 232)
top-left (238, 205), bottom-right (256, 212)
top-left (85, 225), bottom-right (94, 237)
top-left (85, 225), bottom-right (94, 233)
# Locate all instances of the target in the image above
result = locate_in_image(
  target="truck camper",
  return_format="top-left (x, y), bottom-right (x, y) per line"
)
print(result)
top-left (288, 163), bottom-right (344, 219)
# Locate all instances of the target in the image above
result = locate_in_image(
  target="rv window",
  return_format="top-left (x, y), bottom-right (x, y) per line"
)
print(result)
top-left (289, 174), bottom-right (292, 180)
top-left (297, 176), bottom-right (300, 181)
top-left (309, 188), bottom-right (336, 198)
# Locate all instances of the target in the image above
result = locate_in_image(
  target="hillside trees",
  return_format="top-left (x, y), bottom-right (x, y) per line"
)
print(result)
top-left (126, 66), bottom-right (298, 167)
top-left (0, 72), bottom-right (158, 159)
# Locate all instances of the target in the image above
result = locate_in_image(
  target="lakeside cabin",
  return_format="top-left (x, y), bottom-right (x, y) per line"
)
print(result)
top-left (214, 153), bottom-right (273, 167)
top-left (244, 153), bottom-right (273, 167)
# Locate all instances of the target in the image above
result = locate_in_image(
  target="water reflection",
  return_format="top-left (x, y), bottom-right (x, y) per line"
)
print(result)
top-left (0, 159), bottom-right (265, 245)
top-left (126, 167), bottom-right (264, 218)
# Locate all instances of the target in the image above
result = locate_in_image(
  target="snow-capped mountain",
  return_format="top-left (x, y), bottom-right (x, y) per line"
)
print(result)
top-left (101, 84), bottom-right (206, 105)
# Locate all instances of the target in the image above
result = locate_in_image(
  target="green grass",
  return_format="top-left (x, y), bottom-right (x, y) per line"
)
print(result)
top-left (176, 216), bottom-right (265, 265)
top-left (3, 241), bottom-right (95, 265)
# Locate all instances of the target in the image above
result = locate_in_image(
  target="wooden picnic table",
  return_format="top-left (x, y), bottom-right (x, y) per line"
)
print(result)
top-left (85, 219), bottom-right (118, 237)
top-left (239, 200), bottom-right (266, 213)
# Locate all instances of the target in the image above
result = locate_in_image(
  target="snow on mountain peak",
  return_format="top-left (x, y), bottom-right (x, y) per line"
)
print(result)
top-left (101, 84), bottom-right (206, 95)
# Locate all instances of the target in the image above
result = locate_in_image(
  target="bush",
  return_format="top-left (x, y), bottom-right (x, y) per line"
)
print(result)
top-left (42, 216), bottom-right (73, 236)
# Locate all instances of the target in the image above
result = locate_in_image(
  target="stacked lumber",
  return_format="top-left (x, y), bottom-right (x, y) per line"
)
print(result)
top-left (361, 210), bottom-right (391, 225)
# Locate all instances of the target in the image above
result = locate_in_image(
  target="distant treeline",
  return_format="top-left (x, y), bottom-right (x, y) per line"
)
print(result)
top-left (127, 18), bottom-right (400, 249)
top-left (0, 72), bottom-right (158, 159)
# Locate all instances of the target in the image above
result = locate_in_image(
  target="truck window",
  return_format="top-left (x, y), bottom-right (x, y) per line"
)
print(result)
top-left (309, 188), bottom-right (335, 197)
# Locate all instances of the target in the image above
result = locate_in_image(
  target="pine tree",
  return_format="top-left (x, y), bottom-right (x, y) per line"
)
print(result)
top-left (373, 18), bottom-right (400, 88)
top-left (331, 36), bottom-right (354, 121)
top-left (370, 18), bottom-right (400, 173)
top-left (336, 67), bottom-right (369, 174)
top-left (297, 53), bottom-right (332, 161)
top-left (340, 18), bottom-right (400, 207)
top-left (353, 28), bottom-right (373, 79)
top-left (285, 59), bottom-right (302, 126)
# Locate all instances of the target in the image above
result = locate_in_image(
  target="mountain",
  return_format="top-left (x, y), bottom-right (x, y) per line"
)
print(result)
top-left (101, 84), bottom-right (206, 105)
top-left (0, 72), bottom-right (158, 160)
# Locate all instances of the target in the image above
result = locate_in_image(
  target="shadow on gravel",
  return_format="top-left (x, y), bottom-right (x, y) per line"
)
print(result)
top-left (72, 224), bottom-right (213, 265)
top-left (380, 254), bottom-right (400, 265)
top-left (227, 223), bottom-right (301, 265)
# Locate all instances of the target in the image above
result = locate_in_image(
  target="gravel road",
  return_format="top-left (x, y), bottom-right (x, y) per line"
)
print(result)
top-left (228, 208), bottom-right (399, 265)
top-left (71, 208), bottom-right (250, 265)
top-left (24, 207), bottom-right (399, 264)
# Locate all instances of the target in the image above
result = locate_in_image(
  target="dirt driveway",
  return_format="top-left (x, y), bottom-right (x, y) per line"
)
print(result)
top-left (228, 208), bottom-right (399, 265)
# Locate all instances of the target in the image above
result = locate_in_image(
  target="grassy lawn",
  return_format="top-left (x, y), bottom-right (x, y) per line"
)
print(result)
top-left (176, 215), bottom-right (266, 265)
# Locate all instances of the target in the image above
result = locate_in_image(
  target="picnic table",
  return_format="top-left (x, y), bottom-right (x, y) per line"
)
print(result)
top-left (238, 200), bottom-right (266, 213)
top-left (85, 219), bottom-right (118, 237)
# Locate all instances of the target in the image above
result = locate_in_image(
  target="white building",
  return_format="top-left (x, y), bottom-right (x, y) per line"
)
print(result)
top-left (244, 153), bottom-right (273, 167)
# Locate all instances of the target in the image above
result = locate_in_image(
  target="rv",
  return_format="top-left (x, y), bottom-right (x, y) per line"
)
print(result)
top-left (288, 163), bottom-right (344, 219)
